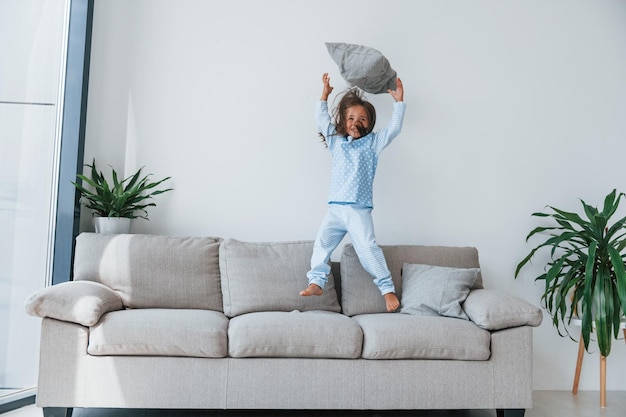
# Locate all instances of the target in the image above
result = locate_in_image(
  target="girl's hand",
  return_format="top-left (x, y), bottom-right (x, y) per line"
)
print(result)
top-left (388, 77), bottom-right (404, 102)
top-left (321, 73), bottom-right (334, 101)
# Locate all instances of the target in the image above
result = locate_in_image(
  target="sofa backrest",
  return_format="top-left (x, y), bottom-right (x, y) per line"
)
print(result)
top-left (73, 233), bottom-right (223, 311)
top-left (341, 244), bottom-right (482, 316)
top-left (72, 234), bottom-right (481, 317)
top-left (219, 238), bottom-right (341, 317)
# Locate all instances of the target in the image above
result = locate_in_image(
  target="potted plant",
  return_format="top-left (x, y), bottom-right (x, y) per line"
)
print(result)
top-left (515, 189), bottom-right (626, 358)
top-left (72, 158), bottom-right (173, 234)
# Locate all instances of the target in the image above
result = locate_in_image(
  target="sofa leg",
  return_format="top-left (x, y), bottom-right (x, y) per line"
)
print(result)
top-left (496, 409), bottom-right (525, 417)
top-left (43, 408), bottom-right (73, 417)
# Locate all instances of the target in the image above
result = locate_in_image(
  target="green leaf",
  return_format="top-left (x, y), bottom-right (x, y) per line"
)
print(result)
top-left (608, 246), bottom-right (626, 315)
top-left (525, 226), bottom-right (564, 241)
top-left (594, 267), bottom-right (612, 357)
top-left (606, 214), bottom-right (626, 240)
top-left (549, 206), bottom-right (587, 227)
top-left (531, 211), bottom-right (551, 218)
top-left (580, 242), bottom-right (596, 351)
top-left (601, 189), bottom-right (619, 218)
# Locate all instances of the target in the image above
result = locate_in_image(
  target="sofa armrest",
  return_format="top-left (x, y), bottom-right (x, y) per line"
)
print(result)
top-left (25, 281), bottom-right (123, 326)
top-left (463, 289), bottom-right (543, 331)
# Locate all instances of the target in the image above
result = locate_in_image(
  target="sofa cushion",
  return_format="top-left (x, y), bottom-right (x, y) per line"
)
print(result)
top-left (400, 263), bottom-right (480, 320)
top-left (73, 233), bottom-right (223, 310)
top-left (352, 313), bottom-right (491, 360)
top-left (463, 289), bottom-right (543, 330)
top-left (228, 310), bottom-right (362, 358)
top-left (341, 244), bottom-right (483, 316)
top-left (219, 239), bottom-right (341, 317)
top-left (25, 280), bottom-right (123, 326)
top-left (88, 309), bottom-right (228, 358)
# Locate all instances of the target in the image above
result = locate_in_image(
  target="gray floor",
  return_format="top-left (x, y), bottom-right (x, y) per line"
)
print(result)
top-left (3, 391), bottom-right (626, 417)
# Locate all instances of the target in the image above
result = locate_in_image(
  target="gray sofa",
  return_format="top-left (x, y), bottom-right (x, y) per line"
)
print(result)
top-left (25, 233), bottom-right (543, 417)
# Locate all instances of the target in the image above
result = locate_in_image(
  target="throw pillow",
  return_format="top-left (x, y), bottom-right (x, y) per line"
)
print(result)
top-left (24, 280), bottom-right (123, 326)
top-left (463, 289), bottom-right (543, 330)
top-left (325, 42), bottom-right (397, 94)
top-left (400, 263), bottom-right (480, 320)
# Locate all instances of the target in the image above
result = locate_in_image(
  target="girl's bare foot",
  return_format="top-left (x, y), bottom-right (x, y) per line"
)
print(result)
top-left (300, 284), bottom-right (323, 296)
top-left (384, 293), bottom-right (400, 312)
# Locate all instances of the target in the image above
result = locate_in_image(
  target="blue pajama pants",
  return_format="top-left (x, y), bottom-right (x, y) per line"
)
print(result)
top-left (307, 204), bottom-right (395, 295)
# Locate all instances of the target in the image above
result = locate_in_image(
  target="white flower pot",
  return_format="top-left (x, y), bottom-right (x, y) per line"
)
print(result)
top-left (93, 217), bottom-right (131, 234)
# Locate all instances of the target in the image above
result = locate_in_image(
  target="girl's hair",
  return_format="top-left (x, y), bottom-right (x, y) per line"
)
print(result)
top-left (319, 88), bottom-right (376, 145)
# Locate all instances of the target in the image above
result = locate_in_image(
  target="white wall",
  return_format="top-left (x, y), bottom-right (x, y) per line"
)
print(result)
top-left (85, 0), bottom-right (626, 391)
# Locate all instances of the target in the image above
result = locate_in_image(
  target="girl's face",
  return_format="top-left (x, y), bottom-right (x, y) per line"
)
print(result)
top-left (344, 105), bottom-right (370, 139)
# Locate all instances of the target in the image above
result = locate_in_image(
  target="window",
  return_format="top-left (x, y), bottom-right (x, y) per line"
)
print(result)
top-left (0, 0), bottom-right (89, 408)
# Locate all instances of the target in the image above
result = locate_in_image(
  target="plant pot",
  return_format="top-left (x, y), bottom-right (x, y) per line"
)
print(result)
top-left (93, 217), bottom-right (131, 234)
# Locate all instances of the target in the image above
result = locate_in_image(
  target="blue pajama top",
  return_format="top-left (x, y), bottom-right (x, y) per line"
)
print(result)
top-left (316, 100), bottom-right (406, 208)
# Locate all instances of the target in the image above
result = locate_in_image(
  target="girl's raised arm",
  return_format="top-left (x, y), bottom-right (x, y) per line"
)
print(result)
top-left (387, 77), bottom-right (404, 102)
top-left (321, 73), bottom-right (334, 101)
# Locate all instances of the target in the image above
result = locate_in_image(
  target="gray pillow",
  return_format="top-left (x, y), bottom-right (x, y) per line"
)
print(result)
top-left (24, 280), bottom-right (123, 326)
top-left (400, 263), bottom-right (480, 320)
top-left (325, 42), bottom-right (397, 94)
top-left (463, 289), bottom-right (543, 330)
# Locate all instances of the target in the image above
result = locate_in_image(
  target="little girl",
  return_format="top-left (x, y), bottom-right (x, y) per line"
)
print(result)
top-left (300, 73), bottom-right (406, 312)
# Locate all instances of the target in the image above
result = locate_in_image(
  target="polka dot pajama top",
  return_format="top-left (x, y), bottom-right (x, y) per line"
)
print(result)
top-left (316, 100), bottom-right (407, 208)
